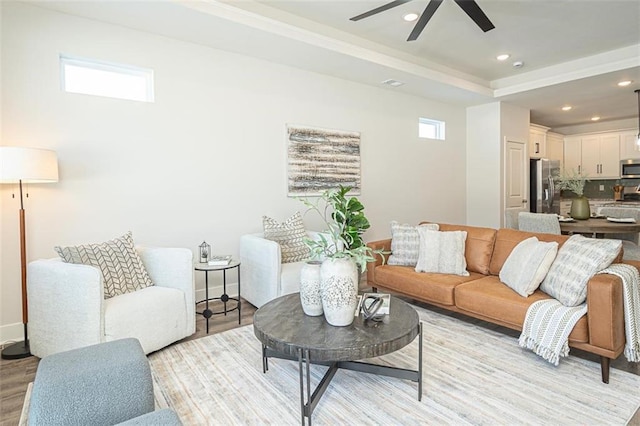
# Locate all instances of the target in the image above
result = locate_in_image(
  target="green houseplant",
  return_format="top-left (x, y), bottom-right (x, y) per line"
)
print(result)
top-left (554, 169), bottom-right (590, 219)
top-left (299, 185), bottom-right (383, 272)
top-left (299, 185), bottom-right (384, 326)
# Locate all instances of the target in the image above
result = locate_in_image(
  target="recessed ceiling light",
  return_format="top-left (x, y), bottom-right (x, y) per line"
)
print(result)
top-left (591, 116), bottom-right (601, 121)
top-left (381, 79), bottom-right (405, 87)
top-left (562, 106), bottom-right (572, 111)
top-left (618, 80), bottom-right (633, 87)
top-left (496, 54), bottom-right (510, 61)
top-left (403, 12), bottom-right (419, 22)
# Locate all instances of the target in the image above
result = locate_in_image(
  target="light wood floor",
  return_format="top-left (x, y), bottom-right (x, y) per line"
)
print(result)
top-left (1, 298), bottom-right (638, 425)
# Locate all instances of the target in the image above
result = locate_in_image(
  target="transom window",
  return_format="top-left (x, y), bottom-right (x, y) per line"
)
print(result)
top-left (60, 55), bottom-right (154, 103)
top-left (419, 117), bottom-right (445, 140)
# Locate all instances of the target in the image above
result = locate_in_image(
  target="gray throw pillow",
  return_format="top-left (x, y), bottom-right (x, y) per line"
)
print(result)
top-left (388, 221), bottom-right (439, 266)
top-left (263, 212), bottom-right (309, 263)
top-left (415, 229), bottom-right (469, 276)
top-left (499, 237), bottom-right (558, 297)
top-left (55, 232), bottom-right (154, 299)
top-left (539, 234), bottom-right (621, 306)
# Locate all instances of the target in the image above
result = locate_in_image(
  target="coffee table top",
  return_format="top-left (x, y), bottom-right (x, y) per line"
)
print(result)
top-left (253, 293), bottom-right (419, 362)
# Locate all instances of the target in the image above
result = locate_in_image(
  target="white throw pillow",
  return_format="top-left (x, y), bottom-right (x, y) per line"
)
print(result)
top-left (388, 221), bottom-right (439, 266)
top-left (499, 237), bottom-right (559, 297)
top-left (415, 229), bottom-right (469, 276)
top-left (263, 212), bottom-right (310, 263)
top-left (539, 234), bottom-right (621, 306)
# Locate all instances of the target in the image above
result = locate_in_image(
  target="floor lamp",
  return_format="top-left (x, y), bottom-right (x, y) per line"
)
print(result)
top-left (0, 147), bottom-right (58, 359)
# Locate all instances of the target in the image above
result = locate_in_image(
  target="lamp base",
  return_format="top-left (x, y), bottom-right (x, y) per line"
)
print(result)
top-left (1, 340), bottom-right (32, 360)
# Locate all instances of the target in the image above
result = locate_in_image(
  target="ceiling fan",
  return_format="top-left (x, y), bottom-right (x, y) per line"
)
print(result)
top-left (350, 0), bottom-right (495, 41)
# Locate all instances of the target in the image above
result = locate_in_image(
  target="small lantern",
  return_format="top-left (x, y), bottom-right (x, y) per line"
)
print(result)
top-left (199, 241), bottom-right (210, 263)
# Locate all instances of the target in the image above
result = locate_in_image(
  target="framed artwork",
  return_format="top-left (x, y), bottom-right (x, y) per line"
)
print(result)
top-left (287, 124), bottom-right (361, 196)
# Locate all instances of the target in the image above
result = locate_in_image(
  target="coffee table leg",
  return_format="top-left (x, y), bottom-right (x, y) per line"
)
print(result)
top-left (298, 348), bottom-right (305, 425)
top-left (418, 322), bottom-right (423, 401)
top-left (262, 344), bottom-right (269, 373)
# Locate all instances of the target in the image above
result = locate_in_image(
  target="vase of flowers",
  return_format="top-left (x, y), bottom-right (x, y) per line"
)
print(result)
top-left (554, 169), bottom-right (590, 220)
top-left (299, 185), bottom-right (383, 326)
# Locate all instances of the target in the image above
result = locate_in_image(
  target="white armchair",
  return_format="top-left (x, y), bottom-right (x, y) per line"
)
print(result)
top-left (240, 231), bottom-right (323, 308)
top-left (27, 247), bottom-right (195, 358)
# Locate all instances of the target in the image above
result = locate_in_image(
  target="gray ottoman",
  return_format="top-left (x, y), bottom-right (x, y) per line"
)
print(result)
top-left (29, 338), bottom-right (156, 425)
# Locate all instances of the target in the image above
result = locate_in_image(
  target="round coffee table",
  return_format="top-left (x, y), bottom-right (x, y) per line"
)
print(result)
top-left (253, 293), bottom-right (422, 425)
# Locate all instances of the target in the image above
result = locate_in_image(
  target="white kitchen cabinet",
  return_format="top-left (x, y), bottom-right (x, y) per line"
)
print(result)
top-left (546, 131), bottom-right (564, 167)
top-left (563, 133), bottom-right (620, 178)
top-left (563, 136), bottom-right (582, 174)
top-left (620, 130), bottom-right (640, 160)
top-left (529, 124), bottom-right (548, 159)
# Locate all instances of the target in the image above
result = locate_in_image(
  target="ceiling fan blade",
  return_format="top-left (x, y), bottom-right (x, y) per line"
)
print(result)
top-left (453, 0), bottom-right (495, 32)
top-left (407, 0), bottom-right (443, 41)
top-left (350, 0), bottom-right (413, 21)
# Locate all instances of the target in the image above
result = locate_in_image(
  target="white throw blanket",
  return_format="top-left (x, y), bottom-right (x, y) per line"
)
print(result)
top-left (519, 264), bottom-right (640, 364)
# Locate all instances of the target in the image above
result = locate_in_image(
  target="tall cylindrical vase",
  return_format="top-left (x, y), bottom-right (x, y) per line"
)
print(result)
top-left (320, 257), bottom-right (359, 327)
top-left (300, 261), bottom-right (323, 316)
top-left (570, 196), bottom-right (590, 220)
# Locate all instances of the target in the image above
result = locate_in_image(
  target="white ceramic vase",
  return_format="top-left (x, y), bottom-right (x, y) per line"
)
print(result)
top-left (320, 257), bottom-right (359, 326)
top-left (300, 261), bottom-right (323, 316)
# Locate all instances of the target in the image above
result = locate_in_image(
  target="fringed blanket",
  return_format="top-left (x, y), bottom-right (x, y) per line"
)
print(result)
top-left (519, 264), bottom-right (640, 364)
top-left (519, 301), bottom-right (586, 365)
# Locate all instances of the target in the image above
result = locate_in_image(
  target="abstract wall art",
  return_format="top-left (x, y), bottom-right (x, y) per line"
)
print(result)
top-left (286, 124), bottom-right (361, 196)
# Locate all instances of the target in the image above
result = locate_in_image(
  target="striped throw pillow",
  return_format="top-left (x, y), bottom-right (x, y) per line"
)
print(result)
top-left (54, 232), bottom-right (154, 299)
top-left (540, 234), bottom-right (621, 306)
top-left (388, 221), bottom-right (439, 266)
top-left (263, 212), bottom-right (309, 263)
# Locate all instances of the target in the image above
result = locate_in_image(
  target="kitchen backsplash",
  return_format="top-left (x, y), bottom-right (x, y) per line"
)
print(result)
top-left (562, 179), bottom-right (640, 199)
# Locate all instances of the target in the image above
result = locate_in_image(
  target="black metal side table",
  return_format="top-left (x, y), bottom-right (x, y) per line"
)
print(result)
top-left (194, 260), bottom-right (241, 333)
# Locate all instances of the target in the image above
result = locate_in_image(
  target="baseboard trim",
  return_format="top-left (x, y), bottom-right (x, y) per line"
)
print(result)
top-left (0, 322), bottom-right (25, 346)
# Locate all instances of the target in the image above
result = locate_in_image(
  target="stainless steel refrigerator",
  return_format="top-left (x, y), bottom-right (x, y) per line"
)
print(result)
top-left (529, 158), bottom-right (561, 214)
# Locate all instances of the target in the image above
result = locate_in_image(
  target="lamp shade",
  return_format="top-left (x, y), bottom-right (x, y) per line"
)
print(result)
top-left (0, 147), bottom-right (58, 183)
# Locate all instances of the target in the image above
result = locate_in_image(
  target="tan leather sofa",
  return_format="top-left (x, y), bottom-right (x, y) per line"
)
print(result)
top-left (366, 223), bottom-right (637, 383)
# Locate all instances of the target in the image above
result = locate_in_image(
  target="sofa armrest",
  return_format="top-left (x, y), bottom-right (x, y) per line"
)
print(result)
top-left (586, 272), bottom-right (625, 354)
top-left (137, 247), bottom-right (195, 335)
top-left (366, 239), bottom-right (392, 286)
top-left (27, 259), bottom-right (105, 358)
top-left (239, 233), bottom-right (282, 308)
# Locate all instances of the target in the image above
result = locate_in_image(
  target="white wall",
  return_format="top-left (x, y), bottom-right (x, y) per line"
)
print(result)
top-left (465, 102), bottom-right (529, 228)
top-left (0, 2), bottom-right (468, 340)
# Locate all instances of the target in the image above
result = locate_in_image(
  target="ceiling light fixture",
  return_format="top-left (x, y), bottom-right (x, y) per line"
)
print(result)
top-left (381, 79), bottom-right (405, 87)
top-left (591, 116), bottom-right (601, 121)
top-left (618, 80), bottom-right (632, 87)
top-left (512, 61), bottom-right (524, 68)
top-left (635, 89), bottom-right (640, 147)
top-left (403, 12), bottom-right (419, 22)
top-left (496, 54), bottom-right (510, 61)
top-left (562, 106), bottom-right (572, 111)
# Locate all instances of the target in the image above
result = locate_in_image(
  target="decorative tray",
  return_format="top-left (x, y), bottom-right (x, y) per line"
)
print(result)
top-left (606, 217), bottom-right (637, 223)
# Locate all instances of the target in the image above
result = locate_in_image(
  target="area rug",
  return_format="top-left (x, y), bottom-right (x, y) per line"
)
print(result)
top-left (149, 305), bottom-right (640, 425)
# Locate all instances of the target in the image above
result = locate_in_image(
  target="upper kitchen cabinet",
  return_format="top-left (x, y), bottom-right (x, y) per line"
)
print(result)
top-left (563, 133), bottom-right (620, 179)
top-left (546, 131), bottom-right (564, 167)
top-left (529, 124), bottom-right (549, 158)
top-left (620, 130), bottom-right (640, 160)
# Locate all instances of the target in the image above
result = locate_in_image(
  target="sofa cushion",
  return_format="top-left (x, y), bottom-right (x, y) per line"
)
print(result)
top-left (105, 286), bottom-right (188, 354)
top-left (415, 229), bottom-right (469, 276)
top-left (374, 265), bottom-right (483, 306)
top-left (454, 276), bottom-right (588, 343)
top-left (263, 212), bottom-right (309, 264)
top-left (55, 232), bottom-right (154, 299)
top-left (489, 228), bottom-right (568, 276)
top-left (499, 237), bottom-right (558, 297)
top-left (388, 221), bottom-right (439, 266)
top-left (429, 223), bottom-right (497, 275)
top-left (540, 235), bottom-right (622, 307)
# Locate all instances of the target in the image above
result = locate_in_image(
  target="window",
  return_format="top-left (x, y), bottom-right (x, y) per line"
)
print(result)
top-left (60, 55), bottom-right (154, 102)
top-left (418, 117), bottom-right (445, 140)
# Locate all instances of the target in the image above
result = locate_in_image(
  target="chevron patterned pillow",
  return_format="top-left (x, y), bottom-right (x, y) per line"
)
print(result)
top-left (55, 232), bottom-right (154, 299)
top-left (263, 212), bottom-right (310, 263)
